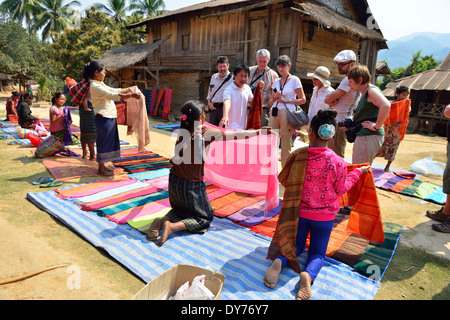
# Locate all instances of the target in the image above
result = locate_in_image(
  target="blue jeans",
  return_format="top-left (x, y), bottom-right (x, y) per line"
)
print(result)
top-left (276, 217), bottom-right (334, 283)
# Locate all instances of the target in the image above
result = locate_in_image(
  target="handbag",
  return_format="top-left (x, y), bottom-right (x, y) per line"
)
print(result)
top-left (285, 105), bottom-right (309, 129)
top-left (35, 136), bottom-right (64, 158)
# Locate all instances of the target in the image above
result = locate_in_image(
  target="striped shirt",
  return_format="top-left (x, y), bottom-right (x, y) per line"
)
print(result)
top-left (248, 66), bottom-right (279, 108)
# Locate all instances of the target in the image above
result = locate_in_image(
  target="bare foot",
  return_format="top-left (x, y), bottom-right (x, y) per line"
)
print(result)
top-left (146, 218), bottom-right (162, 241)
top-left (82, 155), bottom-right (89, 160)
top-left (296, 272), bottom-right (312, 300)
top-left (105, 166), bottom-right (115, 172)
top-left (89, 156), bottom-right (96, 161)
top-left (264, 259), bottom-right (282, 289)
top-left (156, 220), bottom-right (171, 247)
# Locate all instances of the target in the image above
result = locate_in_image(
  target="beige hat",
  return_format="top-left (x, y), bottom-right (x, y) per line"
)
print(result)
top-left (307, 66), bottom-right (331, 87)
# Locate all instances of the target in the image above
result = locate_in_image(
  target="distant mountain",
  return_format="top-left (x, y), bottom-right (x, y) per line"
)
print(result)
top-left (378, 32), bottom-right (450, 70)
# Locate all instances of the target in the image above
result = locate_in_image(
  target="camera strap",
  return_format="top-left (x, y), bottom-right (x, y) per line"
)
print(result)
top-left (210, 73), bottom-right (232, 101)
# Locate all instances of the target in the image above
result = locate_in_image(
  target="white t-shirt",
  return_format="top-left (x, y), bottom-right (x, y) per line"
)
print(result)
top-left (333, 77), bottom-right (361, 122)
top-left (308, 85), bottom-right (335, 121)
top-left (271, 75), bottom-right (303, 111)
top-left (223, 82), bottom-right (253, 130)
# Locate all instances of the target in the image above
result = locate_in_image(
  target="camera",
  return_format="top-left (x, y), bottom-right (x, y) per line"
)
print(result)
top-left (272, 106), bottom-right (278, 117)
top-left (338, 119), bottom-right (353, 128)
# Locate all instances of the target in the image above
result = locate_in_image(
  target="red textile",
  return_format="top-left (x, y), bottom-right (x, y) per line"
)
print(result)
top-left (246, 85), bottom-right (263, 130)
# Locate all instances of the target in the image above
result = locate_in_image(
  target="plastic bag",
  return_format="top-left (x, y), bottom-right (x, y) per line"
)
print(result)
top-left (410, 155), bottom-right (445, 175)
top-left (170, 275), bottom-right (215, 300)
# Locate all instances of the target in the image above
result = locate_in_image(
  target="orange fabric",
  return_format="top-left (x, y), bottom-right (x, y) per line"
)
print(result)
top-left (389, 178), bottom-right (415, 193)
top-left (214, 194), bottom-right (265, 218)
top-left (323, 220), bottom-right (352, 256)
top-left (210, 192), bottom-right (249, 211)
top-left (384, 99), bottom-right (411, 141)
top-left (246, 85), bottom-right (263, 129)
top-left (339, 164), bottom-right (385, 244)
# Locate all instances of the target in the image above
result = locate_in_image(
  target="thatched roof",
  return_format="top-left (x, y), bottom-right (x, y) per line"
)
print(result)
top-left (126, 0), bottom-right (386, 47)
top-left (383, 52), bottom-right (450, 97)
top-left (297, 0), bottom-right (386, 43)
top-left (100, 35), bottom-right (172, 70)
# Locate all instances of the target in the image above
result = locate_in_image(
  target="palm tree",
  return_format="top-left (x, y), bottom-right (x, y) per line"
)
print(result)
top-left (129, 0), bottom-right (165, 18)
top-left (25, 0), bottom-right (81, 41)
top-left (0, 0), bottom-right (37, 33)
top-left (91, 0), bottom-right (129, 23)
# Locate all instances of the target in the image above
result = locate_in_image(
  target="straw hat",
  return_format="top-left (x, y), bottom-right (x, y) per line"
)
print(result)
top-left (307, 66), bottom-right (331, 87)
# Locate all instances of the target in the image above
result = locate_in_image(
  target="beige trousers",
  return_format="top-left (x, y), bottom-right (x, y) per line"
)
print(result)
top-left (269, 109), bottom-right (293, 168)
top-left (352, 135), bottom-right (384, 165)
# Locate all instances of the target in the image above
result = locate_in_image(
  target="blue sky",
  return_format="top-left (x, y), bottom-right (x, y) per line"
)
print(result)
top-left (77, 0), bottom-right (450, 41)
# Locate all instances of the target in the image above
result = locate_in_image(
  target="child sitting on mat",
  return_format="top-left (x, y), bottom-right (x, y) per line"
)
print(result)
top-left (147, 100), bottom-right (272, 246)
top-left (263, 108), bottom-right (369, 300)
top-left (49, 92), bottom-right (71, 143)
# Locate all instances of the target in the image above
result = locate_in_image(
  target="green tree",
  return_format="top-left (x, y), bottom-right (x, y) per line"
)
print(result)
top-left (0, 8), bottom-right (60, 98)
top-left (0, 0), bottom-right (36, 33)
top-left (91, 0), bottom-right (129, 23)
top-left (49, 8), bottom-right (123, 79)
top-left (129, 0), bottom-right (165, 18)
top-left (378, 50), bottom-right (440, 90)
top-left (25, 0), bottom-right (81, 41)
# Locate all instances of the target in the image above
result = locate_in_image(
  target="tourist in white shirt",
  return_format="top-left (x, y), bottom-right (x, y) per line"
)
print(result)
top-left (207, 56), bottom-right (233, 126)
top-left (307, 66), bottom-right (335, 121)
top-left (324, 50), bottom-right (361, 158)
top-left (220, 65), bottom-right (256, 130)
top-left (270, 55), bottom-right (306, 168)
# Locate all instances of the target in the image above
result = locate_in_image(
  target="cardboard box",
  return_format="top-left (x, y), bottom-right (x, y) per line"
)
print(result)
top-left (132, 264), bottom-right (225, 300)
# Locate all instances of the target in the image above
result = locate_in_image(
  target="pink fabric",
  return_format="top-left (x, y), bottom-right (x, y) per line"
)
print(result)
top-left (143, 175), bottom-right (169, 190)
top-left (207, 188), bottom-right (233, 201)
top-left (299, 148), bottom-right (362, 221)
top-left (125, 86), bottom-right (151, 151)
top-left (203, 122), bottom-right (279, 211)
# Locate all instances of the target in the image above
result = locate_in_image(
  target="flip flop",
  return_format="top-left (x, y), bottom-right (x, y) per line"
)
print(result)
top-left (32, 177), bottom-right (53, 185)
top-left (40, 180), bottom-right (63, 188)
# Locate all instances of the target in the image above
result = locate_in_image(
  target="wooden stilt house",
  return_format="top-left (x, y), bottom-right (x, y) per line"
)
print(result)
top-left (102, 0), bottom-right (387, 115)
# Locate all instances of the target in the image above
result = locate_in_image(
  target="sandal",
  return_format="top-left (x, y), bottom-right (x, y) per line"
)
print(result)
top-left (33, 177), bottom-right (53, 185)
top-left (40, 180), bottom-right (63, 188)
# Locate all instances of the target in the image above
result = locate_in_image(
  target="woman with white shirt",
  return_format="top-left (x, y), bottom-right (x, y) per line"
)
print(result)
top-left (83, 60), bottom-right (140, 176)
top-left (270, 55), bottom-right (306, 168)
top-left (307, 66), bottom-right (335, 122)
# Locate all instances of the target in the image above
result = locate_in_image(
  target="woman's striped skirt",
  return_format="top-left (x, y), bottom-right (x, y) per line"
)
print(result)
top-left (166, 172), bottom-right (214, 233)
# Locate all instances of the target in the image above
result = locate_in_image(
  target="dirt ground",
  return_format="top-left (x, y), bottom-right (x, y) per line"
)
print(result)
top-left (0, 93), bottom-right (448, 300)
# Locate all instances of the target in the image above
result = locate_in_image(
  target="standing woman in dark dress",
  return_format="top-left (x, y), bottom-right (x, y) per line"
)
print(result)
top-left (83, 60), bottom-right (140, 176)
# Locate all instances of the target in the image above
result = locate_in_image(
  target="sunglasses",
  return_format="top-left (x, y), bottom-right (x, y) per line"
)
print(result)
top-left (334, 61), bottom-right (353, 68)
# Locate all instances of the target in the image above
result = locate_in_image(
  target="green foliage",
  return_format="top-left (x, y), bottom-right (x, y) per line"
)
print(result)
top-left (129, 0), bottom-right (166, 18)
top-left (378, 50), bottom-right (440, 90)
top-left (49, 8), bottom-right (144, 80)
top-left (25, 0), bottom-right (82, 41)
top-left (0, 9), bottom-right (52, 79)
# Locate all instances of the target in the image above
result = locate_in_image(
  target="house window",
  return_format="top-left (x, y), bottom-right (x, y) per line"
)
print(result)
top-left (182, 35), bottom-right (190, 51)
